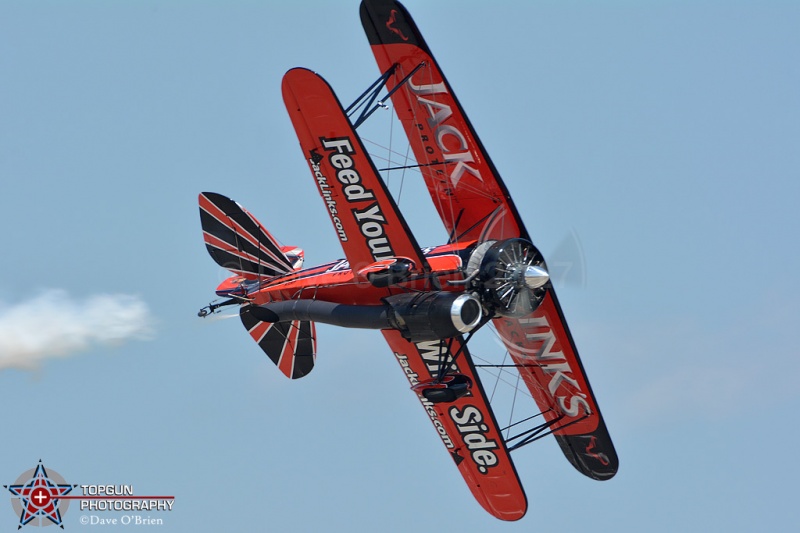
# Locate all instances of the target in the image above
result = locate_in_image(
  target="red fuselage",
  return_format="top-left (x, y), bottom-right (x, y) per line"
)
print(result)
top-left (215, 241), bottom-right (475, 306)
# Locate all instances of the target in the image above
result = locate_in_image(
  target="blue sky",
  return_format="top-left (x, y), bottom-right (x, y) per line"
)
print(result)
top-left (2, 1), bottom-right (798, 531)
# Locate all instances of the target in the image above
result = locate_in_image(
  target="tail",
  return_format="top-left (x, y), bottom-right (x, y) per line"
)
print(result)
top-left (199, 192), bottom-right (295, 278)
top-left (241, 307), bottom-right (316, 379)
top-left (199, 192), bottom-right (316, 378)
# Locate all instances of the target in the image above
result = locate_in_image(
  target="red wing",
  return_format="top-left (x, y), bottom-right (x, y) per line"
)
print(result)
top-left (281, 68), bottom-right (430, 276)
top-left (492, 292), bottom-right (619, 480)
top-left (360, 0), bottom-right (527, 244)
top-left (363, 0), bottom-right (618, 480)
top-left (382, 330), bottom-right (527, 521)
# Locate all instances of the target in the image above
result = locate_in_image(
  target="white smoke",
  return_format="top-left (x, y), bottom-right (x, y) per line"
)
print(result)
top-left (0, 289), bottom-right (154, 370)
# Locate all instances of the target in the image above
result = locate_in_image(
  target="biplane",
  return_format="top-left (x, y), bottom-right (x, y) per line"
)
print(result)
top-left (197, 0), bottom-right (617, 521)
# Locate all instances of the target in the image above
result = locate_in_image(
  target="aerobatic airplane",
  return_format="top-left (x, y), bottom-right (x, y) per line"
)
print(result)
top-left (197, 0), bottom-right (617, 521)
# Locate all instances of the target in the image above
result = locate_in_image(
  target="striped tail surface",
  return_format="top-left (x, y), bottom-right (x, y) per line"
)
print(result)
top-left (199, 192), bottom-right (294, 279)
top-left (240, 308), bottom-right (317, 379)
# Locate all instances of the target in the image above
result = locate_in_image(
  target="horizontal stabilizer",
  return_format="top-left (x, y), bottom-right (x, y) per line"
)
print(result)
top-left (240, 307), bottom-right (316, 379)
top-left (199, 192), bottom-right (294, 279)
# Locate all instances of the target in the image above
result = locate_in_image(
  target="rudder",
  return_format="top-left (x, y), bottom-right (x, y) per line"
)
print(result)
top-left (199, 192), bottom-right (294, 279)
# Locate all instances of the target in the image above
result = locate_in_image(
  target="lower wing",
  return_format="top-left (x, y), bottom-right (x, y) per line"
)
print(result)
top-left (382, 330), bottom-right (527, 521)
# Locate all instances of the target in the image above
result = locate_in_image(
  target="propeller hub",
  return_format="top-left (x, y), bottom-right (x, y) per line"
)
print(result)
top-left (524, 265), bottom-right (550, 289)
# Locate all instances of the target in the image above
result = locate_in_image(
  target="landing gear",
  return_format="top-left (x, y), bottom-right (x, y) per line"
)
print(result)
top-left (412, 374), bottom-right (472, 404)
top-left (410, 327), bottom-right (485, 404)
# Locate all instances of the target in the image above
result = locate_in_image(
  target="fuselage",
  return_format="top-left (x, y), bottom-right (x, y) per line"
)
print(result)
top-left (215, 241), bottom-right (477, 306)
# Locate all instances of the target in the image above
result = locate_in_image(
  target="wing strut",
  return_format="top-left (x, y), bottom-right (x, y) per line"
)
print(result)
top-left (434, 316), bottom-right (491, 381)
top-left (504, 413), bottom-right (590, 453)
top-left (377, 161), bottom-right (446, 172)
top-left (409, 309), bottom-right (496, 386)
top-left (347, 61), bottom-right (426, 129)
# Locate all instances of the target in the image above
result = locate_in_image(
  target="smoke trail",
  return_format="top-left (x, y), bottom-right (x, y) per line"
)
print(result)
top-left (0, 289), bottom-right (154, 370)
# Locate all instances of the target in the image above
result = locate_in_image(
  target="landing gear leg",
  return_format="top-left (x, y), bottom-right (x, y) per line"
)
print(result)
top-left (412, 317), bottom-right (491, 404)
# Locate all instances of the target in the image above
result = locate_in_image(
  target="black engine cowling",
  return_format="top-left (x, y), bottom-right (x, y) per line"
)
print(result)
top-left (465, 238), bottom-right (550, 317)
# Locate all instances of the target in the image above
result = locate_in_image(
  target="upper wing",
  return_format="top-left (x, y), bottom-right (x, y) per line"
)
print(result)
top-left (360, 0), bottom-right (527, 244)
top-left (492, 292), bottom-right (619, 480)
top-left (281, 67), bottom-right (430, 277)
top-left (382, 330), bottom-right (527, 521)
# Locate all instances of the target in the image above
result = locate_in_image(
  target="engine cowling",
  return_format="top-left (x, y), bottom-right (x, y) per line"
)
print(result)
top-left (385, 291), bottom-right (483, 342)
top-left (465, 238), bottom-right (550, 317)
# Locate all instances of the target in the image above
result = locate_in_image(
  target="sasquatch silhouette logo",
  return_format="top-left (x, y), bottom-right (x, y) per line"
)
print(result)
top-left (385, 9), bottom-right (409, 41)
top-left (4, 461), bottom-right (76, 529)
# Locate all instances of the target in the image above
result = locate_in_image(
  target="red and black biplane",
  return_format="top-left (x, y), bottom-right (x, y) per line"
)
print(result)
top-left (198, 0), bottom-right (617, 521)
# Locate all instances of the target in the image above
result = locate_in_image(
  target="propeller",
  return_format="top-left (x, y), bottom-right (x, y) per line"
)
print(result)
top-left (467, 238), bottom-right (550, 317)
top-left (546, 228), bottom-right (587, 289)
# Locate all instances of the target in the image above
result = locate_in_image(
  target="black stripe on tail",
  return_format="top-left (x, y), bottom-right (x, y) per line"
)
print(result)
top-left (240, 306), bottom-right (316, 379)
top-left (199, 192), bottom-right (294, 278)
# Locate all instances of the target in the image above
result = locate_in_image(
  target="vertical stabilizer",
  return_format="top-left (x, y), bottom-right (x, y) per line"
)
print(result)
top-left (199, 192), bottom-right (294, 279)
